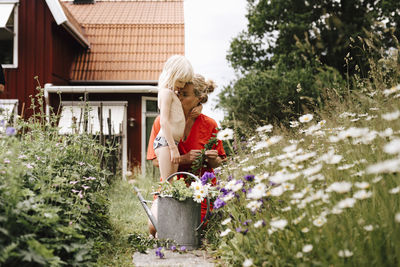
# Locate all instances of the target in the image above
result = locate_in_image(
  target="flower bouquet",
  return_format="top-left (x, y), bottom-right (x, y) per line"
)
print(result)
top-left (157, 172), bottom-right (219, 203)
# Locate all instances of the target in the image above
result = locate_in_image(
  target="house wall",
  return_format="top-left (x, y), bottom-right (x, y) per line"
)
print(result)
top-left (53, 92), bottom-right (157, 167)
top-left (2, 0), bottom-right (82, 117)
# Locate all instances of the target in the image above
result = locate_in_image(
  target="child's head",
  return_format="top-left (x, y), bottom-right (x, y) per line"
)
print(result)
top-left (158, 55), bottom-right (194, 91)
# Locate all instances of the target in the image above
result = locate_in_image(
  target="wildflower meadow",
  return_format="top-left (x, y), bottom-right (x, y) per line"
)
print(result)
top-left (206, 85), bottom-right (400, 265)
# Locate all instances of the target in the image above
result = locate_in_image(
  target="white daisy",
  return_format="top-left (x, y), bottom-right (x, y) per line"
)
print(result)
top-left (367, 158), bottom-right (400, 173)
top-left (270, 218), bottom-right (288, 230)
top-left (355, 181), bottom-right (370, 189)
top-left (338, 249), bottom-right (353, 257)
top-left (395, 213), bottom-right (400, 223)
top-left (336, 198), bottom-right (356, 209)
top-left (299, 114), bottom-right (314, 123)
top-left (246, 200), bottom-right (262, 212)
top-left (363, 225), bottom-right (374, 231)
top-left (254, 220), bottom-right (264, 228)
top-left (326, 181), bottom-right (352, 193)
top-left (242, 258), bottom-right (253, 267)
top-left (353, 190), bottom-right (372, 200)
top-left (247, 183), bottom-right (267, 200)
top-left (313, 216), bottom-right (327, 227)
top-left (383, 139), bottom-right (400, 155)
top-left (256, 124), bottom-right (273, 133)
top-left (381, 110), bottom-right (400, 121)
top-left (221, 218), bottom-right (231, 225)
top-left (302, 244), bottom-right (313, 253)
top-left (217, 128), bottom-right (234, 141)
top-left (220, 228), bottom-right (231, 237)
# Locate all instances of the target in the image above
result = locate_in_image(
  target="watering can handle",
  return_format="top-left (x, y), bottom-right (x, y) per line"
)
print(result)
top-left (165, 171), bottom-right (211, 231)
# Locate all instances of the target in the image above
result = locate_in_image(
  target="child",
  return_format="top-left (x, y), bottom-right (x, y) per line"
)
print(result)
top-left (154, 55), bottom-right (194, 181)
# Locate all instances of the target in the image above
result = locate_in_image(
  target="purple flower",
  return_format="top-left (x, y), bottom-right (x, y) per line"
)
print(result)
top-left (180, 246), bottom-right (186, 252)
top-left (243, 220), bottom-right (252, 226)
top-left (5, 127), bottom-right (16, 136)
top-left (269, 181), bottom-right (278, 186)
top-left (201, 172), bottom-right (215, 185)
top-left (155, 247), bottom-right (165, 258)
top-left (170, 245), bottom-right (177, 251)
top-left (236, 227), bottom-right (248, 235)
top-left (213, 198), bottom-right (226, 209)
top-left (244, 174), bottom-right (254, 182)
top-left (220, 188), bottom-right (229, 196)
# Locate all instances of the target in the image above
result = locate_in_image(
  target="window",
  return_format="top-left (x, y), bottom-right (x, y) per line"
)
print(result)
top-left (0, 1), bottom-right (18, 67)
top-left (141, 97), bottom-right (159, 173)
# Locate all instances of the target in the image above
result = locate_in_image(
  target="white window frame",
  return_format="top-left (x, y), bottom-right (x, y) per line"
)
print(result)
top-left (0, 0), bottom-right (19, 68)
top-left (0, 99), bottom-right (18, 125)
top-left (141, 96), bottom-right (158, 174)
top-left (59, 101), bottom-right (128, 179)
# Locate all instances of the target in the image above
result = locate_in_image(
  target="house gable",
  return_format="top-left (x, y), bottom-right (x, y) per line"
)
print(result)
top-left (62, 0), bottom-right (185, 83)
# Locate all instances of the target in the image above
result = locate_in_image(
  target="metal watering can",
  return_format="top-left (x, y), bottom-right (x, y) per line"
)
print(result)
top-left (133, 172), bottom-right (210, 250)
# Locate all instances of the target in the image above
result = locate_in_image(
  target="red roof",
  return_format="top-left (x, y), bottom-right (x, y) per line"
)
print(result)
top-left (62, 0), bottom-right (185, 82)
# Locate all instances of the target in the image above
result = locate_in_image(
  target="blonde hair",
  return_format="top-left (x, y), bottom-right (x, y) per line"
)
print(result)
top-left (158, 55), bottom-right (194, 90)
top-left (191, 74), bottom-right (216, 104)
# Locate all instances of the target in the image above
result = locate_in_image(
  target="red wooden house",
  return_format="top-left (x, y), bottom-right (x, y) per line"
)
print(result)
top-left (0, 0), bottom-right (185, 177)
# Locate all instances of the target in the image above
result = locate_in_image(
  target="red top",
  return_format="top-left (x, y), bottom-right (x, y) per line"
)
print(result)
top-left (147, 114), bottom-right (226, 173)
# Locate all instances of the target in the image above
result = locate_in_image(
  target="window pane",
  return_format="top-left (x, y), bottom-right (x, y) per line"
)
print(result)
top-left (146, 100), bottom-right (158, 112)
top-left (145, 116), bottom-right (157, 151)
top-left (0, 8), bottom-right (14, 65)
top-left (0, 38), bottom-right (13, 64)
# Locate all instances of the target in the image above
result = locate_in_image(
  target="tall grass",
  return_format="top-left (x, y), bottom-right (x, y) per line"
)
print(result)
top-left (97, 165), bottom-right (159, 266)
top-left (206, 37), bottom-right (400, 266)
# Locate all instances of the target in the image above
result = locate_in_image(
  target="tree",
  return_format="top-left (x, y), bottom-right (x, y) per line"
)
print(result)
top-left (219, 0), bottom-right (399, 129)
top-left (228, 0), bottom-right (400, 76)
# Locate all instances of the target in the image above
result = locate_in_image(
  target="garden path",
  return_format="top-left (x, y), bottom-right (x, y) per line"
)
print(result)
top-left (132, 248), bottom-right (215, 266)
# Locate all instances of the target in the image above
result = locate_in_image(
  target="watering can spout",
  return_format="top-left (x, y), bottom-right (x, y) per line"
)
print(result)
top-left (132, 186), bottom-right (158, 232)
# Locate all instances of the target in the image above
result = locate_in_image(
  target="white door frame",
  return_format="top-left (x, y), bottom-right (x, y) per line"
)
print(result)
top-left (141, 96), bottom-right (158, 175)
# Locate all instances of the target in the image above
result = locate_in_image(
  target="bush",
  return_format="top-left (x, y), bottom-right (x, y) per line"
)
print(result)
top-left (218, 58), bottom-right (345, 132)
top-left (0, 86), bottom-right (114, 266)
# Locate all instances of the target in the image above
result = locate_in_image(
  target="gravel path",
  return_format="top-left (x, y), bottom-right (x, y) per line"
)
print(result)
top-left (132, 248), bottom-right (215, 267)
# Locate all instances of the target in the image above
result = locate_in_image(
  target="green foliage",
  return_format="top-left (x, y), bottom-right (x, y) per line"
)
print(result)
top-left (219, 59), bottom-right (345, 130)
top-left (228, 0), bottom-right (400, 77)
top-left (208, 38), bottom-right (400, 266)
top-left (0, 83), bottom-right (114, 266)
top-left (223, 0), bottom-right (400, 129)
top-left (191, 133), bottom-right (218, 176)
top-left (159, 177), bottom-right (193, 201)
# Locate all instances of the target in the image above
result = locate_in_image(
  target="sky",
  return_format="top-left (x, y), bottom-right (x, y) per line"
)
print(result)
top-left (184, 0), bottom-right (248, 126)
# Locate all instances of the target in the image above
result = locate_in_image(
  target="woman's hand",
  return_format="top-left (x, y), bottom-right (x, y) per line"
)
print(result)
top-left (205, 150), bottom-right (218, 159)
top-left (170, 146), bottom-right (180, 164)
top-left (188, 104), bottom-right (203, 120)
top-left (180, 149), bottom-right (201, 165)
top-left (205, 150), bottom-right (223, 168)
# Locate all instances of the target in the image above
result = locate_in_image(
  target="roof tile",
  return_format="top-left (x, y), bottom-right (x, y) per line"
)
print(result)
top-left (62, 0), bottom-right (185, 82)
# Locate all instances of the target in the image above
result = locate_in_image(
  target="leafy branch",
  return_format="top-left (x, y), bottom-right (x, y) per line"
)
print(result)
top-left (190, 132), bottom-right (218, 176)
